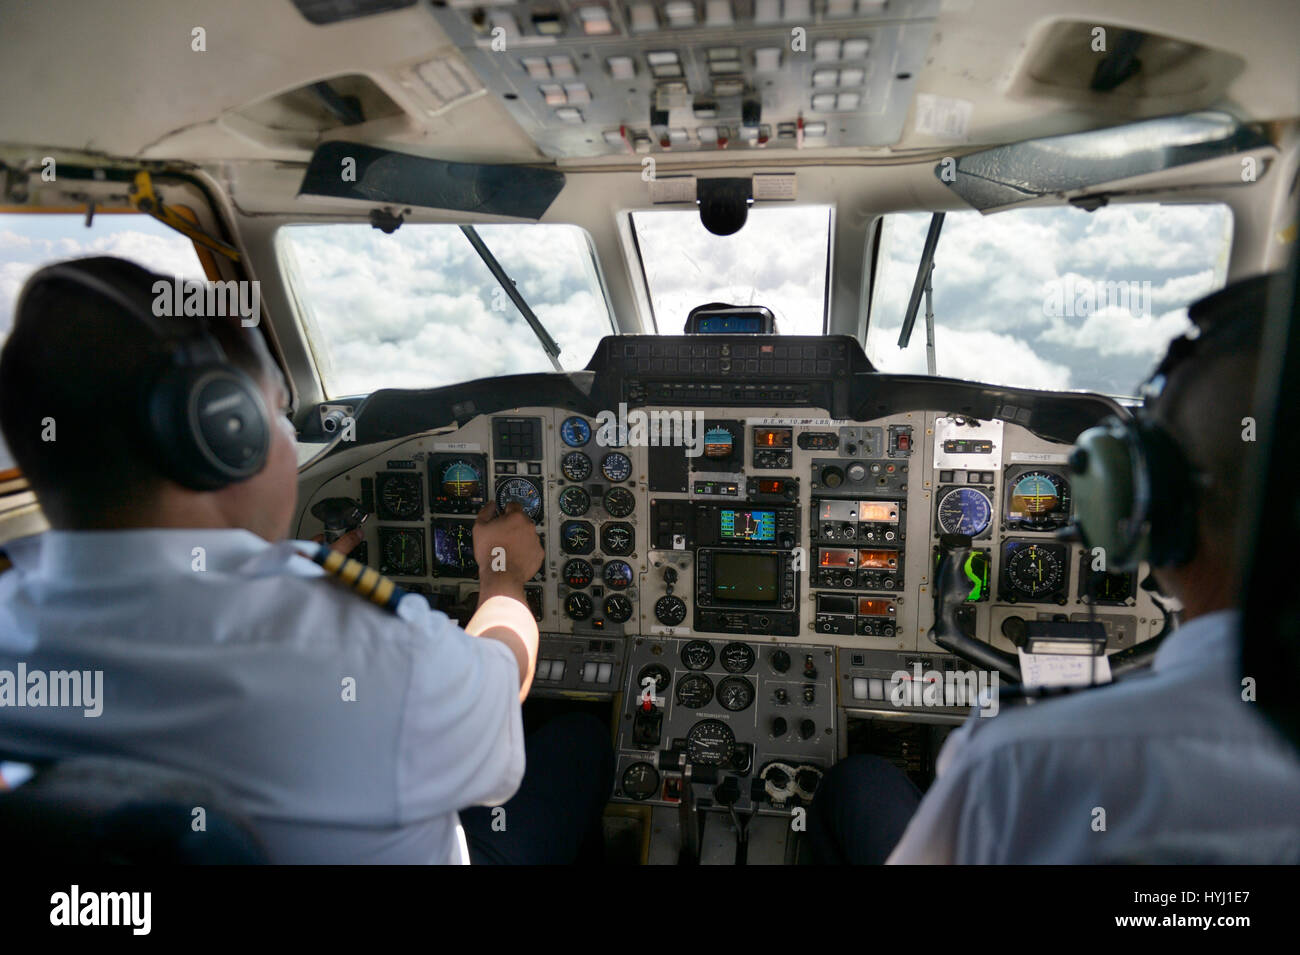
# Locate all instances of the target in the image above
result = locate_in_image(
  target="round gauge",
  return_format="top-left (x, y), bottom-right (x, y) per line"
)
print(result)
top-left (1007, 470), bottom-right (1072, 529)
top-left (561, 452), bottom-right (592, 482)
top-left (602, 559), bottom-right (633, 590)
top-left (603, 487), bottom-right (636, 518)
top-left (720, 642), bottom-right (755, 673)
top-left (600, 522), bottom-right (634, 556)
top-left (382, 529), bottom-right (424, 575)
top-left (603, 594), bottom-right (633, 623)
top-left (655, 595), bottom-right (688, 626)
top-left (437, 460), bottom-right (482, 503)
top-left (717, 676), bottom-right (755, 712)
top-left (686, 719), bottom-right (735, 766)
top-left (432, 522), bottom-right (476, 575)
top-left (378, 474), bottom-right (422, 520)
top-left (558, 486), bottom-right (590, 517)
top-left (496, 477), bottom-right (542, 521)
top-left (562, 558), bottom-right (594, 588)
top-left (620, 761), bottom-right (659, 800)
top-left (937, 487), bottom-right (993, 537)
top-left (560, 416), bottom-right (592, 447)
top-left (681, 639), bottom-right (715, 671)
top-left (560, 520), bottom-right (594, 555)
top-left (676, 674), bottom-right (714, 709)
top-left (564, 592), bottom-right (593, 620)
top-left (600, 452), bottom-right (633, 483)
top-left (1004, 544), bottom-right (1065, 600)
top-left (636, 663), bottom-right (670, 695)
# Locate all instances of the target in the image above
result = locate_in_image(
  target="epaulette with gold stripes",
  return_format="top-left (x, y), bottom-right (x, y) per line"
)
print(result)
top-left (307, 544), bottom-right (407, 614)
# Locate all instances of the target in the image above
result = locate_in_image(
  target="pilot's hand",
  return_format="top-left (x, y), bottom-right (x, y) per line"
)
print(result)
top-left (312, 526), bottom-right (366, 556)
top-left (473, 500), bottom-right (544, 591)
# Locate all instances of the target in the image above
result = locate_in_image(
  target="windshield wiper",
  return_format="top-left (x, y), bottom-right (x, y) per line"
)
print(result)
top-left (459, 225), bottom-right (564, 372)
top-left (896, 212), bottom-right (945, 375)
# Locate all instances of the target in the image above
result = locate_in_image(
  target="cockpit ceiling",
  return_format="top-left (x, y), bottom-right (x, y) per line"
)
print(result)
top-left (424, 0), bottom-right (939, 157)
top-left (0, 0), bottom-right (1297, 168)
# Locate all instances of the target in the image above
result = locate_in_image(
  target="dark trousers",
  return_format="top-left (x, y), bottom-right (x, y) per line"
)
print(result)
top-left (460, 712), bottom-right (613, 865)
top-left (805, 755), bottom-right (922, 864)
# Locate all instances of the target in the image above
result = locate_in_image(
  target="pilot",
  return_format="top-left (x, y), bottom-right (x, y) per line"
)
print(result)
top-left (807, 272), bottom-right (1300, 864)
top-left (0, 256), bottom-right (612, 864)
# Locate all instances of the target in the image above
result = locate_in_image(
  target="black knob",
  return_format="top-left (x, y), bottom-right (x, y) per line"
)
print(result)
top-left (1001, 615), bottom-right (1028, 646)
top-left (770, 716), bottom-right (788, 737)
top-left (821, 466), bottom-right (844, 488)
top-left (771, 650), bottom-right (791, 673)
top-left (799, 719), bottom-right (816, 740)
top-left (663, 567), bottom-right (678, 584)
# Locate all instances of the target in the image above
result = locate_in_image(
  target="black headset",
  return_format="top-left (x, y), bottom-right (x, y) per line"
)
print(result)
top-left (1067, 273), bottom-right (1277, 571)
top-left (14, 257), bottom-right (271, 491)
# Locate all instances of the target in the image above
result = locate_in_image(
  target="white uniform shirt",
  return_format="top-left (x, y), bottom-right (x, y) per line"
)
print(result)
top-left (888, 609), bottom-right (1300, 863)
top-left (0, 528), bottom-right (526, 864)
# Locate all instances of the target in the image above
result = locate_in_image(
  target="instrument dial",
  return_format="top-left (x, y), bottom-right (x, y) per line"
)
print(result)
top-left (562, 558), bottom-right (594, 588)
top-left (602, 559), bottom-right (634, 590)
top-left (601, 452), bottom-right (633, 483)
top-left (1006, 470), bottom-right (1072, 530)
top-left (561, 452), bottom-right (592, 482)
top-left (495, 477), bottom-right (542, 521)
top-left (655, 595), bottom-right (688, 626)
top-left (686, 719), bottom-right (735, 766)
top-left (603, 594), bottom-right (633, 623)
top-left (1003, 543), bottom-right (1066, 600)
top-left (675, 674), bottom-right (714, 709)
top-left (937, 487), bottom-right (993, 537)
top-left (717, 676), bottom-right (755, 712)
top-left (558, 486), bottom-right (590, 516)
top-left (560, 520), bottom-right (594, 555)
top-left (720, 642), bottom-right (755, 673)
top-left (620, 761), bottom-right (659, 800)
top-left (603, 487), bottom-right (636, 518)
top-left (600, 522), bottom-right (634, 556)
top-left (377, 473), bottom-right (423, 521)
top-left (564, 592), bottom-right (593, 620)
top-left (380, 528), bottom-right (425, 576)
top-left (681, 639), bottom-right (715, 671)
top-left (560, 416), bottom-right (592, 447)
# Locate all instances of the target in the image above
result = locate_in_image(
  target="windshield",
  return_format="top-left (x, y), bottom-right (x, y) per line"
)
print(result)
top-left (866, 204), bottom-right (1233, 396)
top-left (632, 205), bottom-right (832, 336)
top-left (277, 223), bottom-right (614, 397)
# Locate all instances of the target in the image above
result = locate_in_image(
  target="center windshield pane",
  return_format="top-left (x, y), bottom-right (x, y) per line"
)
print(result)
top-left (867, 203), bottom-right (1233, 396)
top-left (277, 223), bottom-right (614, 397)
top-left (632, 205), bottom-right (832, 336)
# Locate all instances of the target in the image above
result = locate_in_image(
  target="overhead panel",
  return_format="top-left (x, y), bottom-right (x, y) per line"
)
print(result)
top-left (425, 0), bottom-right (939, 158)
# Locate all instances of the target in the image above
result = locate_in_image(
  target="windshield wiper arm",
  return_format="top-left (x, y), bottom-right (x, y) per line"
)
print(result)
top-left (896, 212), bottom-right (945, 354)
top-left (459, 225), bottom-right (564, 371)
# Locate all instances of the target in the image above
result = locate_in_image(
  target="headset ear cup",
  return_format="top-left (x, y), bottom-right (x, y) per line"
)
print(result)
top-left (1071, 420), bottom-right (1142, 568)
top-left (1134, 419), bottom-right (1198, 567)
top-left (146, 364), bottom-right (270, 491)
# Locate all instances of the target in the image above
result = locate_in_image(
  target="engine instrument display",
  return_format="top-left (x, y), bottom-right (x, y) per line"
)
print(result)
top-left (563, 558), bottom-right (594, 588)
top-left (603, 487), bottom-right (636, 518)
top-left (717, 676), bottom-right (755, 711)
top-left (681, 639), bottom-right (715, 670)
top-left (655, 595), bottom-right (688, 626)
top-left (621, 761), bottom-right (659, 800)
top-left (604, 594), bottom-right (633, 623)
top-left (676, 674), bottom-right (714, 709)
top-left (936, 487), bottom-right (993, 537)
top-left (565, 592), bottom-right (593, 620)
top-left (560, 520), bottom-right (594, 554)
top-left (561, 452), bottom-right (592, 482)
top-left (600, 452), bottom-right (633, 483)
top-left (686, 719), bottom-right (735, 765)
top-left (558, 486), bottom-right (590, 516)
top-left (602, 560), bottom-right (634, 590)
top-left (720, 642), bottom-right (755, 673)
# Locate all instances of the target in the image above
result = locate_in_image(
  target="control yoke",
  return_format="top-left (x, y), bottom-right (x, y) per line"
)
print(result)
top-left (930, 534), bottom-right (1022, 683)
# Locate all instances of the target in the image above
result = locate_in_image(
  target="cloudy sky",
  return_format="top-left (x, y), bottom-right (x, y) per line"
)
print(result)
top-left (0, 201), bottom-right (1231, 470)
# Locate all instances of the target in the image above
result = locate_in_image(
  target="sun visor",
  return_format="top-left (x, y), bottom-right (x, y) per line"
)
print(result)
top-left (297, 142), bottom-right (566, 219)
